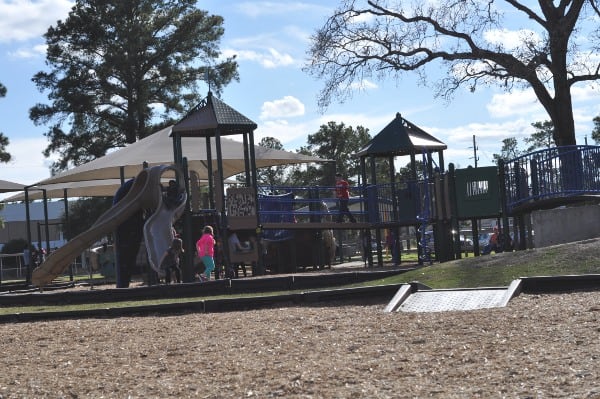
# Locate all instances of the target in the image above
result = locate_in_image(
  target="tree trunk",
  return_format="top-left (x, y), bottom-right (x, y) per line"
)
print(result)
top-left (551, 88), bottom-right (577, 147)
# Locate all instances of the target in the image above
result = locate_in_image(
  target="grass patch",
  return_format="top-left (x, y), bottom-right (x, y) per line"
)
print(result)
top-left (2, 239), bottom-right (599, 315)
top-left (381, 240), bottom-right (600, 288)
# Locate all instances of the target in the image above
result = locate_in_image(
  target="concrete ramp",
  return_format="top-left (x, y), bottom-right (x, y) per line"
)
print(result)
top-left (385, 279), bottom-right (522, 313)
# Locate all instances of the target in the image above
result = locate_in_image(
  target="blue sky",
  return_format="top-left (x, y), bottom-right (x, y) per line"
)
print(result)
top-left (1, 0), bottom-right (600, 188)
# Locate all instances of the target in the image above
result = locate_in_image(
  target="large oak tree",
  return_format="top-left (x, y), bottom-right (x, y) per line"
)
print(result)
top-left (30, 0), bottom-right (238, 173)
top-left (307, 0), bottom-right (600, 148)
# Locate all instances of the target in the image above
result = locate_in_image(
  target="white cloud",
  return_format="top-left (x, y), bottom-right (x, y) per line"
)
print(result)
top-left (316, 112), bottom-right (393, 134)
top-left (485, 85), bottom-right (600, 121)
top-left (260, 96), bottom-right (305, 120)
top-left (430, 119), bottom-right (534, 145)
top-left (483, 28), bottom-right (542, 50)
top-left (486, 90), bottom-right (544, 118)
top-left (0, 0), bottom-right (73, 43)
top-left (282, 25), bottom-right (312, 45)
top-left (0, 136), bottom-right (54, 195)
top-left (571, 84), bottom-right (600, 103)
top-left (235, 2), bottom-right (330, 18)
top-left (424, 117), bottom-right (549, 167)
top-left (223, 48), bottom-right (297, 69)
top-left (349, 79), bottom-right (378, 91)
top-left (255, 119), bottom-right (312, 147)
top-left (8, 43), bottom-right (46, 59)
top-left (255, 111), bottom-right (394, 150)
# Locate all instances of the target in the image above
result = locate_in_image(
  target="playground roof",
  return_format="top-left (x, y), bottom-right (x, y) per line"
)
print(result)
top-left (0, 179), bottom-right (25, 193)
top-left (171, 91), bottom-right (257, 137)
top-left (356, 113), bottom-right (447, 157)
top-left (15, 125), bottom-right (327, 199)
top-left (3, 175), bottom-right (238, 202)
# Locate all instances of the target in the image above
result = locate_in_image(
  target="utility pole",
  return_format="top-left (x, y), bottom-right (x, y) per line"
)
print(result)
top-left (469, 135), bottom-right (481, 248)
top-left (469, 134), bottom-right (479, 168)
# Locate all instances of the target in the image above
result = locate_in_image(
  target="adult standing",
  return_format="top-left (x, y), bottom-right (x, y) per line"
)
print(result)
top-left (335, 173), bottom-right (357, 223)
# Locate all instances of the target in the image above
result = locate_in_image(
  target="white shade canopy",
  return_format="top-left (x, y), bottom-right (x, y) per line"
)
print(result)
top-left (3, 175), bottom-right (239, 202)
top-left (4, 125), bottom-right (328, 201)
top-left (4, 179), bottom-right (126, 202)
top-left (0, 179), bottom-right (26, 193)
top-left (34, 125), bottom-right (326, 185)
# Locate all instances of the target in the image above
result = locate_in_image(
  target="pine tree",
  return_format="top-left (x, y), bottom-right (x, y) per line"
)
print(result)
top-left (30, 0), bottom-right (238, 172)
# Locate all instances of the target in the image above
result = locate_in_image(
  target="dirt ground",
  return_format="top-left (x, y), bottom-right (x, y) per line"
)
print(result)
top-left (0, 290), bottom-right (598, 398)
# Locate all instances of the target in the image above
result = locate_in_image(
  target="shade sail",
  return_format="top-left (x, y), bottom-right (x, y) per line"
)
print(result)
top-left (3, 175), bottom-right (239, 202)
top-left (0, 179), bottom-right (26, 193)
top-left (3, 179), bottom-right (126, 201)
top-left (33, 125), bottom-right (328, 186)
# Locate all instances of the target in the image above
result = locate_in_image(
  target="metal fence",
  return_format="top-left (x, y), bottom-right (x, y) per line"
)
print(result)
top-left (502, 145), bottom-right (600, 212)
top-left (0, 253), bottom-right (27, 283)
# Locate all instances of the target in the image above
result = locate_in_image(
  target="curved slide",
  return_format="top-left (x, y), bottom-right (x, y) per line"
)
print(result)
top-left (32, 165), bottom-right (185, 287)
top-left (144, 187), bottom-right (187, 275)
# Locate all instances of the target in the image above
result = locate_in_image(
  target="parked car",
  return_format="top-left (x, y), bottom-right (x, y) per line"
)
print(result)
top-left (478, 233), bottom-right (491, 248)
top-left (459, 235), bottom-right (474, 251)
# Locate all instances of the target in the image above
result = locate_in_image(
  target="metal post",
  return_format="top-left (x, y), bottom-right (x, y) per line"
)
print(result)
top-left (24, 186), bottom-right (32, 284)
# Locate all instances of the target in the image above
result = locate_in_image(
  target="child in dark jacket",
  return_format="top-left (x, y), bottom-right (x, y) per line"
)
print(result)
top-left (160, 238), bottom-right (184, 284)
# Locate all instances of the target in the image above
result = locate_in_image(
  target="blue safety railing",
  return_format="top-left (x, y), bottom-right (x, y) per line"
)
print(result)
top-left (502, 145), bottom-right (600, 212)
top-left (257, 185), bottom-right (367, 224)
top-left (255, 180), bottom-right (435, 227)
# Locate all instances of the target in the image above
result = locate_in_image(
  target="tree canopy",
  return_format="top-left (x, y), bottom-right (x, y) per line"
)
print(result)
top-left (306, 0), bottom-right (600, 148)
top-left (62, 197), bottom-right (114, 240)
top-left (289, 121), bottom-right (371, 187)
top-left (0, 82), bottom-right (11, 163)
top-left (492, 120), bottom-right (555, 162)
top-left (525, 120), bottom-right (556, 152)
top-left (592, 116), bottom-right (600, 144)
top-left (30, 0), bottom-right (238, 173)
top-left (492, 137), bottom-right (522, 164)
top-left (256, 137), bottom-right (290, 187)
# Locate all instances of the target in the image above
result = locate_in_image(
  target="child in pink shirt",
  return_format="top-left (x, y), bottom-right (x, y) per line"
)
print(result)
top-left (196, 225), bottom-right (216, 281)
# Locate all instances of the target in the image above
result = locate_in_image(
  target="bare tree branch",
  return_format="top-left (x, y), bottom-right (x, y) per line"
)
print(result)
top-left (306, 0), bottom-right (600, 146)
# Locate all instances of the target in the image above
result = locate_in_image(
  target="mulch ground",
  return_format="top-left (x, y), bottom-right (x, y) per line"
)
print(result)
top-left (0, 290), bottom-right (598, 398)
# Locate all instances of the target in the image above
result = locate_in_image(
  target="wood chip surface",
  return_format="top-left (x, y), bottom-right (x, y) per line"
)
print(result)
top-left (0, 291), bottom-right (599, 398)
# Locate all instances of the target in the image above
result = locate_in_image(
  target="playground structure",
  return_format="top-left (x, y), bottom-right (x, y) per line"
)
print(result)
top-left (31, 165), bottom-right (186, 287)
top-left (23, 91), bottom-right (600, 286)
top-left (223, 142), bottom-right (600, 270)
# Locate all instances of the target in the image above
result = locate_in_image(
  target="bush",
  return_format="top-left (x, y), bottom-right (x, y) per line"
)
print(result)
top-left (1, 238), bottom-right (29, 255)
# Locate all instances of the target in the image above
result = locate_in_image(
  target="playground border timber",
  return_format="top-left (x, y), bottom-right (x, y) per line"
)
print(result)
top-left (0, 273), bottom-right (599, 323)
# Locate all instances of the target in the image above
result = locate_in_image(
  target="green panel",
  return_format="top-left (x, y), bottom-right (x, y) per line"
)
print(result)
top-left (454, 166), bottom-right (501, 218)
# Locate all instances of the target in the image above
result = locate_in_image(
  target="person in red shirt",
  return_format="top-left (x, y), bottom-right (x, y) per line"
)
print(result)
top-left (335, 173), bottom-right (357, 223)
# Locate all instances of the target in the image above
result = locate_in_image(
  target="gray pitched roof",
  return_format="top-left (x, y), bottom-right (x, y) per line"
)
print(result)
top-left (356, 113), bottom-right (447, 157)
top-left (171, 92), bottom-right (257, 137)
